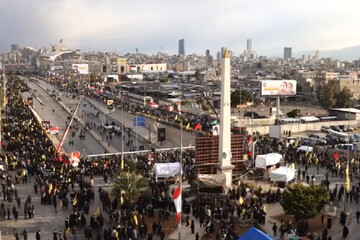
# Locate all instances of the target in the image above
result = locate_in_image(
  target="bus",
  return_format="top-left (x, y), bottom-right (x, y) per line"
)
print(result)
top-left (300, 116), bottom-right (320, 123)
top-left (275, 118), bottom-right (301, 125)
top-left (319, 116), bottom-right (338, 122)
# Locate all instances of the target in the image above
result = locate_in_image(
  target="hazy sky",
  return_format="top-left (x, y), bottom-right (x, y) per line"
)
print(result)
top-left (1, 0), bottom-right (360, 56)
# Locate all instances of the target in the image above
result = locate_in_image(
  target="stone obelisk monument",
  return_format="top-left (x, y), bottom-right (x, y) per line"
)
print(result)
top-left (218, 49), bottom-right (234, 190)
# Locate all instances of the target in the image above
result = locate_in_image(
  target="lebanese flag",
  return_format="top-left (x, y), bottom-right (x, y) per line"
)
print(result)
top-left (173, 185), bottom-right (182, 223)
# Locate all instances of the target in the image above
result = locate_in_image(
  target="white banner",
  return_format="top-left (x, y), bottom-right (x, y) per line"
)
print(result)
top-left (261, 80), bottom-right (297, 96)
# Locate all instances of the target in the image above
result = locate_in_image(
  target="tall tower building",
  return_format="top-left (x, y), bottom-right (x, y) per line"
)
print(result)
top-left (221, 47), bottom-right (226, 59)
top-left (247, 39), bottom-right (252, 52)
top-left (283, 47), bottom-right (292, 60)
top-left (315, 50), bottom-right (321, 61)
top-left (178, 39), bottom-right (185, 56)
top-left (206, 49), bottom-right (210, 57)
top-left (218, 49), bottom-right (234, 189)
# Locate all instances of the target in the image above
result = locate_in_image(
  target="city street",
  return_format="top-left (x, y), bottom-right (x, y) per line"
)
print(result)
top-left (0, 174), bottom-right (111, 239)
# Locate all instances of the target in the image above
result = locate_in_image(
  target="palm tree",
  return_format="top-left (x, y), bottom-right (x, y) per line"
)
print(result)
top-left (113, 171), bottom-right (149, 204)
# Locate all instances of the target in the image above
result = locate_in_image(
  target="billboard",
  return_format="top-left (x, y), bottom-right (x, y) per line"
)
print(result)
top-left (72, 64), bottom-right (89, 74)
top-left (117, 58), bottom-right (127, 66)
top-left (261, 80), bottom-right (296, 96)
top-left (158, 128), bottom-right (166, 142)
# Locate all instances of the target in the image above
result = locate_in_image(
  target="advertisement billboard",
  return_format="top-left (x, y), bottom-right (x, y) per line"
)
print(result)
top-left (72, 64), bottom-right (89, 74)
top-left (261, 80), bottom-right (297, 96)
top-left (117, 58), bottom-right (127, 66)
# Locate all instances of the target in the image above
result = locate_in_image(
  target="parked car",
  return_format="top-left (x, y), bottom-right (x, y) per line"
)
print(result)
top-left (243, 111), bottom-right (265, 119)
top-left (330, 126), bottom-right (342, 132)
top-left (347, 126), bottom-right (354, 132)
top-left (339, 125), bottom-right (348, 132)
top-left (309, 134), bottom-right (320, 139)
top-left (321, 126), bottom-right (330, 133)
top-left (315, 138), bottom-right (327, 145)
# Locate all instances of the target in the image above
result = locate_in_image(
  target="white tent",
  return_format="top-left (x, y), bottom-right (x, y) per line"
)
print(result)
top-left (255, 153), bottom-right (282, 169)
top-left (154, 162), bottom-right (181, 180)
top-left (270, 166), bottom-right (296, 182)
top-left (296, 145), bottom-right (313, 152)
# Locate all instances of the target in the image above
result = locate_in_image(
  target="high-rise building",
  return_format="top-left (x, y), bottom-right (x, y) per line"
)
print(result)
top-left (11, 44), bottom-right (19, 52)
top-left (283, 47), bottom-right (292, 60)
top-left (247, 39), bottom-right (252, 52)
top-left (217, 51), bottom-right (221, 61)
top-left (206, 50), bottom-right (212, 67)
top-left (178, 39), bottom-right (185, 56)
top-left (221, 47), bottom-right (226, 59)
top-left (206, 49), bottom-right (210, 57)
top-left (243, 39), bottom-right (256, 60)
top-left (315, 50), bottom-right (321, 61)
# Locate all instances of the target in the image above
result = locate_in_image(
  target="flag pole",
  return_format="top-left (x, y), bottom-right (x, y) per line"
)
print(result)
top-left (178, 116), bottom-right (183, 240)
top-left (345, 106), bottom-right (351, 211)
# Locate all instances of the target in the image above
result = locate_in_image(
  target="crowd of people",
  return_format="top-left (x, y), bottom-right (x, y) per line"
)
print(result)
top-left (3, 74), bottom-right (360, 240)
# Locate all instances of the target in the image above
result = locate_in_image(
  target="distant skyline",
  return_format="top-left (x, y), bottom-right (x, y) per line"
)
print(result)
top-left (1, 0), bottom-right (360, 59)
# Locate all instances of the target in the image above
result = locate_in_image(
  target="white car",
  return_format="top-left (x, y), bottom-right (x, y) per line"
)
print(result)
top-left (103, 124), bottom-right (113, 130)
top-left (321, 126), bottom-right (330, 133)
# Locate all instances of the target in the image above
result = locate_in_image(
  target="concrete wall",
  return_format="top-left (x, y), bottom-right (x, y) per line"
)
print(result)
top-left (247, 120), bottom-right (360, 136)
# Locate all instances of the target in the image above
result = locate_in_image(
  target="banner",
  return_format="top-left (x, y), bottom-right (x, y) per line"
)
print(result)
top-left (261, 80), bottom-right (297, 96)
top-left (72, 64), bottom-right (89, 74)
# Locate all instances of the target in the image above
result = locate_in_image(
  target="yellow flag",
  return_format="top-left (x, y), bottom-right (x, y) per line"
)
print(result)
top-left (314, 155), bottom-right (319, 165)
top-left (239, 196), bottom-right (244, 205)
top-left (120, 194), bottom-right (124, 206)
top-left (73, 196), bottom-right (78, 206)
top-left (4, 155), bottom-right (8, 165)
top-left (49, 183), bottom-right (53, 194)
top-left (290, 163), bottom-right (295, 169)
top-left (94, 207), bottom-right (101, 217)
top-left (60, 165), bottom-right (64, 174)
top-left (293, 140), bottom-right (299, 149)
top-left (121, 155), bottom-right (124, 171)
top-left (133, 214), bottom-right (138, 225)
top-left (186, 123), bottom-right (190, 130)
top-left (66, 227), bottom-right (71, 234)
top-left (175, 115), bottom-right (179, 121)
top-left (346, 163), bottom-right (350, 193)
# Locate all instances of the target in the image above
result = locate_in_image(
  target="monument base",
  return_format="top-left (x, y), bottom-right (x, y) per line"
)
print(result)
top-left (218, 163), bottom-right (235, 191)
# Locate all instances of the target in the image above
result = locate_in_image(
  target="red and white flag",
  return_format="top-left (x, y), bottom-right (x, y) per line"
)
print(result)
top-left (173, 185), bottom-right (182, 223)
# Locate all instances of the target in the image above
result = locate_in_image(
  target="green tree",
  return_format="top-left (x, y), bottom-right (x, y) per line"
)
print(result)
top-left (231, 90), bottom-right (252, 107)
top-left (113, 171), bottom-right (149, 204)
top-left (335, 87), bottom-right (353, 108)
top-left (317, 83), bottom-right (337, 109)
top-left (280, 183), bottom-right (329, 235)
top-left (161, 76), bottom-right (169, 83)
top-left (194, 70), bottom-right (201, 81)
